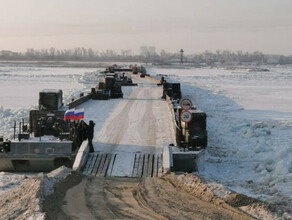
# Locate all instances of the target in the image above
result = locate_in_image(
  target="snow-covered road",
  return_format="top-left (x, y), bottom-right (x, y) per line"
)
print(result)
top-left (77, 75), bottom-right (175, 176)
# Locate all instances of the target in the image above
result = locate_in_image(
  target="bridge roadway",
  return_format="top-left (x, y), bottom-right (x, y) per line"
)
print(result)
top-left (77, 75), bottom-right (175, 177)
top-left (44, 75), bottom-right (255, 220)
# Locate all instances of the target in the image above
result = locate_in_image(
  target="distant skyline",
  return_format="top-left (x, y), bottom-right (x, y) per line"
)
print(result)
top-left (0, 0), bottom-right (292, 55)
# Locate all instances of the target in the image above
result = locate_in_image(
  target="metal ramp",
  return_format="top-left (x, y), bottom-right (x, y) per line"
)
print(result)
top-left (82, 152), bottom-right (163, 178)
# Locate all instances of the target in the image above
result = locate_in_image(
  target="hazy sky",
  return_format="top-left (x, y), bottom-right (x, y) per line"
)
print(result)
top-left (0, 0), bottom-right (292, 55)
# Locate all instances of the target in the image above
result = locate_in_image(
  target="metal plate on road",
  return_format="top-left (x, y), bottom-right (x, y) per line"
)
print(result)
top-left (180, 110), bottom-right (192, 123)
top-left (180, 98), bottom-right (192, 110)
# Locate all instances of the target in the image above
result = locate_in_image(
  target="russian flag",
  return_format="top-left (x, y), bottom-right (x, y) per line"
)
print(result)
top-left (74, 108), bottom-right (85, 120)
top-left (64, 109), bottom-right (75, 121)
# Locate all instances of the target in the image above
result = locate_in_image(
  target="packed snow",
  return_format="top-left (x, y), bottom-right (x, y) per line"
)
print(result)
top-left (149, 65), bottom-right (292, 213)
top-left (77, 76), bottom-right (174, 177)
top-left (0, 166), bottom-right (71, 219)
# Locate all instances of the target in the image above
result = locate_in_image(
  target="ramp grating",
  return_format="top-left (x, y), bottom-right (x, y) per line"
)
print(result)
top-left (82, 152), bottom-right (163, 178)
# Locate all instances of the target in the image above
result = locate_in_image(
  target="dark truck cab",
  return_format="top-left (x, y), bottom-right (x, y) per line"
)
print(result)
top-left (0, 89), bottom-right (75, 172)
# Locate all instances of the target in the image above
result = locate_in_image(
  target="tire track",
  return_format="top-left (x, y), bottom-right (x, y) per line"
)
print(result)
top-left (79, 176), bottom-right (255, 220)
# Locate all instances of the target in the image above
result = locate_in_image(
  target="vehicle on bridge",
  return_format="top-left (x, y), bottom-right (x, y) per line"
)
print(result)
top-left (105, 64), bottom-right (132, 73)
top-left (161, 78), bottom-right (207, 172)
top-left (0, 90), bottom-right (81, 172)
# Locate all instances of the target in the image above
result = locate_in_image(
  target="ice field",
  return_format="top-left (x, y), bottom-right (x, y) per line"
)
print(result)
top-left (150, 65), bottom-right (292, 211)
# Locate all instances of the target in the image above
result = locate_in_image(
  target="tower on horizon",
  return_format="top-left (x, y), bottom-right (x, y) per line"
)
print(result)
top-left (180, 49), bottom-right (184, 64)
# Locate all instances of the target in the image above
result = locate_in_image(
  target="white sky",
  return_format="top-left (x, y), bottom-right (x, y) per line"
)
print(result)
top-left (0, 0), bottom-right (291, 55)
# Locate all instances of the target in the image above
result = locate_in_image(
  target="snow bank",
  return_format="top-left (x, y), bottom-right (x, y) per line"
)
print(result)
top-left (62, 70), bottom-right (103, 104)
top-left (0, 172), bottom-right (32, 195)
top-left (0, 166), bottom-right (71, 220)
top-left (0, 106), bottom-right (32, 139)
top-left (150, 65), bottom-right (292, 215)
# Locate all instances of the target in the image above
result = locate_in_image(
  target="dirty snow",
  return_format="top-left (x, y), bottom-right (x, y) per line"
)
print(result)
top-left (0, 166), bottom-right (71, 219)
top-left (150, 65), bottom-right (292, 214)
top-left (0, 172), bottom-right (32, 195)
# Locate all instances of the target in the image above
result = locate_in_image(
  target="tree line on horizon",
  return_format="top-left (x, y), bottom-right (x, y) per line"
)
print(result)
top-left (0, 47), bottom-right (291, 65)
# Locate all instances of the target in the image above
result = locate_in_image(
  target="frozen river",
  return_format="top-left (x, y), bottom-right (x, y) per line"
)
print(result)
top-left (150, 65), bottom-right (292, 214)
top-left (149, 65), bottom-right (292, 120)
top-left (0, 64), bottom-right (98, 108)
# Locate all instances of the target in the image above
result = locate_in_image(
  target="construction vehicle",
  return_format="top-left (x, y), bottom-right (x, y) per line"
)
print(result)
top-left (30, 89), bottom-right (69, 137)
top-left (105, 75), bottom-right (123, 98)
top-left (179, 108), bottom-right (207, 150)
top-left (0, 90), bottom-right (77, 172)
top-left (132, 66), bottom-right (138, 74)
top-left (92, 72), bottom-right (124, 99)
top-left (105, 64), bottom-right (132, 73)
top-left (132, 65), bottom-right (147, 76)
top-left (163, 82), bottom-right (207, 150)
top-left (162, 82), bottom-right (182, 100)
top-left (120, 72), bottom-right (137, 86)
top-left (163, 84), bottom-right (207, 172)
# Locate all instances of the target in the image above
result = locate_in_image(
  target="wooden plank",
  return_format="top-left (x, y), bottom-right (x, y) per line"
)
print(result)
top-left (133, 154), bottom-right (141, 177)
top-left (135, 154), bottom-right (141, 177)
top-left (82, 153), bottom-right (93, 174)
top-left (87, 153), bottom-right (98, 174)
top-left (153, 154), bottom-right (158, 177)
top-left (100, 154), bottom-right (112, 177)
top-left (147, 154), bottom-right (154, 177)
top-left (142, 154), bottom-right (149, 177)
top-left (132, 154), bottom-right (140, 177)
top-left (83, 153), bottom-right (94, 174)
top-left (137, 154), bottom-right (144, 178)
top-left (157, 154), bottom-right (163, 177)
top-left (106, 154), bottom-right (116, 177)
top-left (96, 154), bottom-right (107, 177)
top-left (92, 154), bottom-right (102, 176)
top-left (110, 152), bottom-right (136, 177)
top-left (131, 154), bottom-right (137, 177)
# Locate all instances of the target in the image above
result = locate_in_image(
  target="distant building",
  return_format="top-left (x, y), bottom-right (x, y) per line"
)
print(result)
top-left (148, 47), bottom-right (156, 56)
top-left (0, 50), bottom-right (18, 57)
top-left (267, 55), bottom-right (280, 64)
top-left (140, 47), bottom-right (148, 57)
top-left (140, 46), bottom-right (156, 57)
